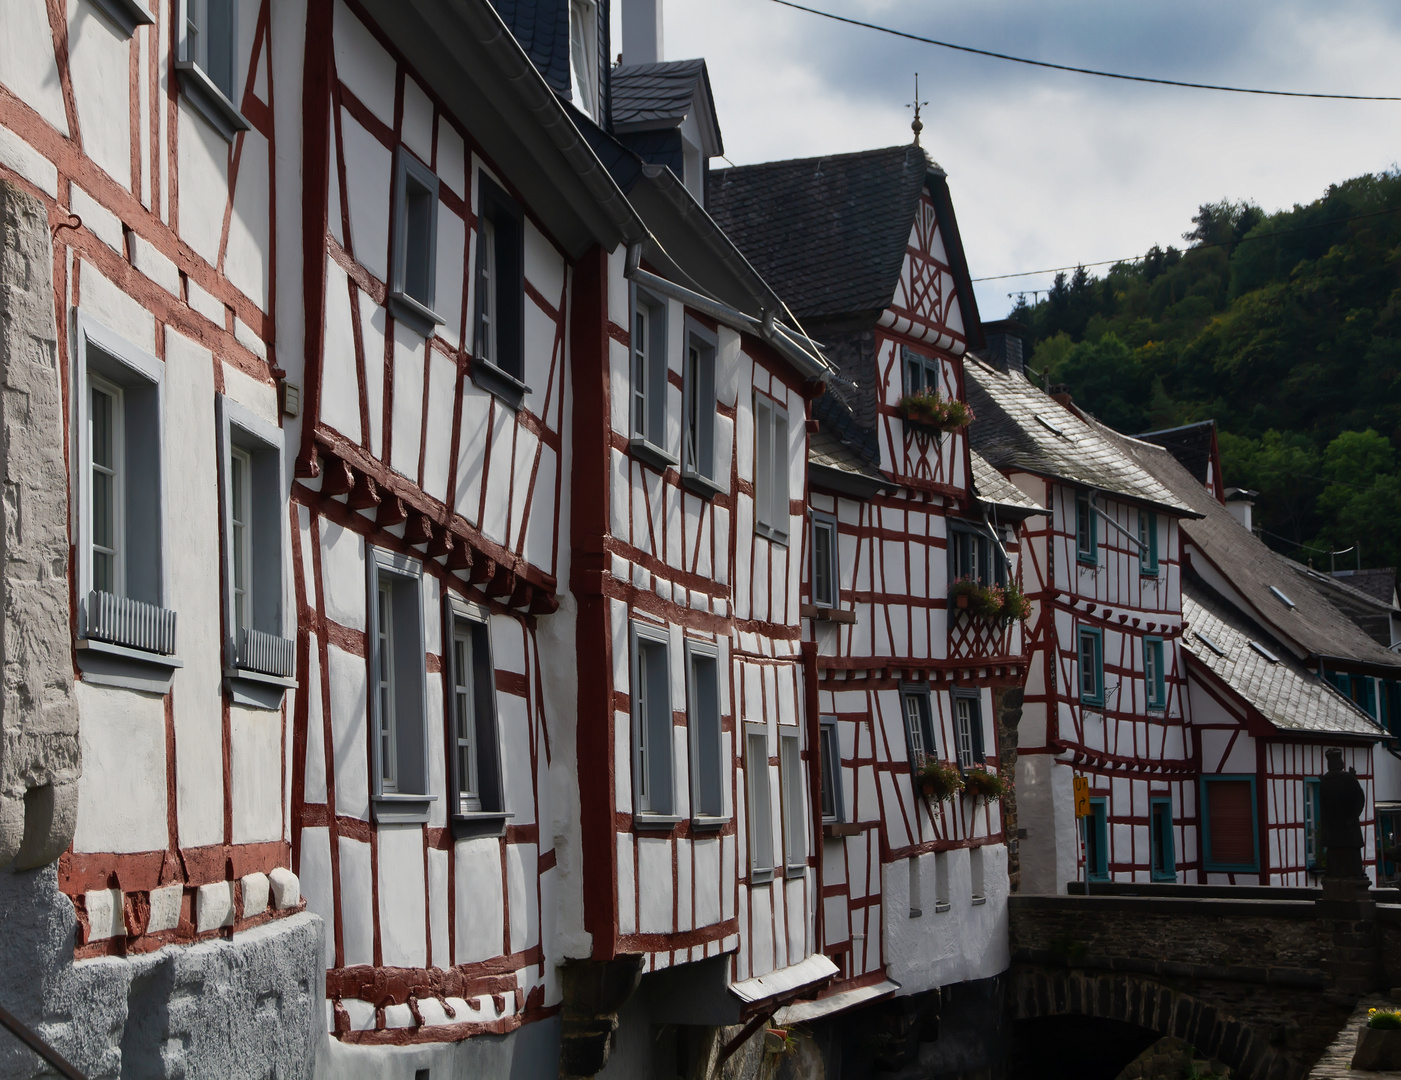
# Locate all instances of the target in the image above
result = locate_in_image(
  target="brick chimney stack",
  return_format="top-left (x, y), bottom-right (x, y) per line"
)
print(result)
top-left (622, 0), bottom-right (664, 65)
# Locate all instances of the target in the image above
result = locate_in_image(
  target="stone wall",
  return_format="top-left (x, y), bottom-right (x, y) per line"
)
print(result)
top-left (0, 180), bottom-right (79, 871)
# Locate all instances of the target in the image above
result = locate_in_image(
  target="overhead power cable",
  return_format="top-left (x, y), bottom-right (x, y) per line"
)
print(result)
top-left (764, 0), bottom-right (1401, 101)
top-left (972, 203), bottom-right (1401, 282)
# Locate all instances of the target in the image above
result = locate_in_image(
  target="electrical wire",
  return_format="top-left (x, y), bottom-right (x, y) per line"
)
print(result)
top-left (973, 203), bottom-right (1401, 282)
top-left (763, 0), bottom-right (1401, 101)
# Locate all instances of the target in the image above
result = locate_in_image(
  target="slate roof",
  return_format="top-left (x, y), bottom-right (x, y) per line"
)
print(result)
top-left (963, 360), bottom-right (1196, 514)
top-left (1331, 568), bottom-right (1399, 606)
top-left (1182, 582), bottom-right (1384, 739)
top-left (1136, 421), bottom-right (1217, 488)
top-left (809, 427), bottom-right (880, 480)
top-left (971, 451), bottom-right (1047, 515)
top-left (706, 145), bottom-right (933, 320)
top-left (1086, 417), bottom-right (1401, 673)
top-left (611, 59), bottom-right (715, 133)
top-left (489, 0), bottom-right (571, 98)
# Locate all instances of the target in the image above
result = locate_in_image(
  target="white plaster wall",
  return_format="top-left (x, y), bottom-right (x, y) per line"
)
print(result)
top-left (454, 837), bottom-right (505, 964)
top-left (377, 824), bottom-right (427, 968)
top-left (225, 127), bottom-right (272, 309)
top-left (66, 0), bottom-right (130, 190)
top-left (72, 682), bottom-right (168, 853)
top-left (1016, 753), bottom-right (1078, 894)
top-left (0, 0), bottom-right (70, 136)
top-left (230, 706), bottom-right (283, 844)
top-left (176, 104), bottom-right (232, 267)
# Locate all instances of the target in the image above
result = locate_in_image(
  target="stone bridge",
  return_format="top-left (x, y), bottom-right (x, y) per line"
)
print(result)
top-left (1007, 883), bottom-right (1401, 1080)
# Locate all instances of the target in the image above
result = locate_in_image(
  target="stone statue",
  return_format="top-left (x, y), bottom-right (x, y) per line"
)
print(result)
top-left (1320, 747), bottom-right (1367, 882)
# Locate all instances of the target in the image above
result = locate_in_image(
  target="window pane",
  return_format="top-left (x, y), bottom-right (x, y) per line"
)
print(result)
top-left (781, 734), bottom-right (804, 870)
top-left (480, 219), bottom-right (497, 363)
top-left (1079, 633), bottom-right (1098, 699)
top-left (747, 730), bottom-right (774, 874)
top-left (773, 412), bottom-right (789, 535)
top-left (454, 631), bottom-right (479, 811)
top-left (691, 655), bottom-right (722, 818)
top-left (955, 698), bottom-right (973, 769)
top-left (90, 384), bottom-right (119, 595)
top-left (377, 581), bottom-right (397, 791)
top-left (685, 345), bottom-right (701, 472)
top-left (754, 399), bottom-right (772, 529)
top-left (813, 522), bottom-right (833, 606)
top-left (904, 694), bottom-right (925, 764)
top-left (231, 449), bottom-right (249, 631)
top-left (819, 725), bottom-right (839, 821)
top-left (404, 179), bottom-right (434, 304)
top-left (206, 0), bottom-right (235, 98)
top-left (632, 308), bottom-right (647, 436)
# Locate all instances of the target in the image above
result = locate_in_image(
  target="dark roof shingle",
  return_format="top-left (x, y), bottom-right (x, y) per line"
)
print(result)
top-left (489, 0), bottom-right (571, 98)
top-left (706, 145), bottom-right (932, 320)
top-left (610, 59), bottom-right (711, 130)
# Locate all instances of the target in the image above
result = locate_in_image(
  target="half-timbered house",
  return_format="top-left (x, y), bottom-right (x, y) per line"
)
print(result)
top-left (709, 144), bottom-right (1038, 1068)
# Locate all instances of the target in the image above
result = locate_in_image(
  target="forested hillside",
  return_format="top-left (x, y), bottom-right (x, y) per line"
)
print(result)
top-left (1008, 170), bottom-right (1401, 570)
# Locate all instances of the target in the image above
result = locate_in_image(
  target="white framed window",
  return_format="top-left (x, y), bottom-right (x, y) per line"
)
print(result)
top-left (388, 149), bottom-right (444, 337)
top-left (75, 315), bottom-right (176, 683)
top-left (446, 593), bottom-right (506, 831)
top-left (367, 548), bottom-right (434, 822)
top-left (681, 322), bottom-right (718, 493)
top-left (629, 287), bottom-right (670, 452)
top-left (903, 345), bottom-right (941, 396)
top-left (950, 525), bottom-right (1006, 587)
top-left (900, 685), bottom-right (936, 772)
top-left (780, 731), bottom-right (807, 877)
top-left (632, 622), bottom-right (676, 819)
top-left (745, 722), bottom-right (774, 883)
top-left (175, 0), bottom-right (248, 140)
top-left (754, 393), bottom-right (790, 542)
top-left (811, 513), bottom-right (839, 608)
top-left (569, 0), bottom-right (600, 118)
top-left (818, 717), bottom-right (845, 824)
top-left (216, 396), bottom-right (293, 705)
top-left (952, 689), bottom-right (985, 769)
top-left (473, 177), bottom-right (527, 405)
top-left (686, 640), bottom-right (725, 823)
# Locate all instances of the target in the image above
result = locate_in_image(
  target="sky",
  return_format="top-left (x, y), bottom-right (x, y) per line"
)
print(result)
top-left (613, 0), bottom-right (1401, 320)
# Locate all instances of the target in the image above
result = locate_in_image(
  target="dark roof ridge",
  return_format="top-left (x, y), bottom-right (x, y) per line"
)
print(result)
top-left (710, 142), bottom-right (942, 176)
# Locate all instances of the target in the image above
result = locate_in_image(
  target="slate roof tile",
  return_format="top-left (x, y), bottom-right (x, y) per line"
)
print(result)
top-left (970, 450), bottom-right (1046, 515)
top-left (706, 145), bottom-right (932, 320)
top-left (964, 360), bottom-right (1196, 514)
top-left (489, 0), bottom-right (571, 98)
top-left (1183, 583), bottom-right (1384, 738)
top-left (610, 59), bottom-right (709, 129)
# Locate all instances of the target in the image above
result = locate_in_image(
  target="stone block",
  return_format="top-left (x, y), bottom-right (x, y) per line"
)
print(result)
top-left (240, 872), bottom-right (270, 918)
top-left (196, 881), bottom-right (235, 932)
top-left (269, 866), bottom-right (301, 909)
top-left (84, 888), bottom-right (124, 941)
top-left (147, 882), bottom-right (183, 933)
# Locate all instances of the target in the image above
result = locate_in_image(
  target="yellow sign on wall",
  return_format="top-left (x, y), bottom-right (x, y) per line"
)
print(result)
top-left (1074, 776), bottom-right (1091, 817)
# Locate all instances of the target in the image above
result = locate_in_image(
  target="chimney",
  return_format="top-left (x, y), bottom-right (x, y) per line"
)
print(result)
top-left (1049, 384), bottom-right (1072, 408)
top-left (979, 319), bottom-right (1028, 375)
top-left (1224, 488), bottom-right (1257, 532)
top-left (622, 0), bottom-right (664, 66)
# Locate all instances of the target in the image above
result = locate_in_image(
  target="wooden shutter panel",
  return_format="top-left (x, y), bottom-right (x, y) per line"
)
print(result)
top-left (1207, 780), bottom-right (1255, 866)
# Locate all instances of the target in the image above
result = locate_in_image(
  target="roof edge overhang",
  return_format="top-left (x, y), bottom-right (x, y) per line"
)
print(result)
top-left (924, 169), bottom-right (985, 353)
top-left (356, 0), bottom-right (646, 259)
top-left (811, 461), bottom-right (888, 499)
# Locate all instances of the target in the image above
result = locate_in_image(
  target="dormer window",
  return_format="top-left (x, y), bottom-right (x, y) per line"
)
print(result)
top-left (569, 0), bottom-right (599, 119)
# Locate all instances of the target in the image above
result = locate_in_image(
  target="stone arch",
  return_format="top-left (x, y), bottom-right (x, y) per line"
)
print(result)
top-left (1009, 969), bottom-right (1303, 1080)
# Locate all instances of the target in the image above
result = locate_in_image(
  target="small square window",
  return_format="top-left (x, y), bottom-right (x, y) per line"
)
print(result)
top-left (951, 526), bottom-right (1007, 588)
top-left (1078, 627), bottom-right (1104, 706)
top-left (811, 515), bottom-right (839, 608)
top-left (388, 150), bottom-right (444, 337)
top-left (818, 718), bottom-right (844, 824)
top-left (754, 394), bottom-right (790, 541)
top-left (473, 178), bottom-right (527, 405)
top-left (632, 624), bottom-right (675, 818)
top-left (780, 732), bottom-right (807, 877)
top-left (687, 642), bottom-right (724, 822)
top-left (1138, 510), bottom-right (1159, 575)
top-left (903, 346), bottom-right (941, 397)
top-left (682, 325), bottom-right (718, 494)
top-left (746, 724), bottom-right (775, 882)
top-left (1076, 493), bottom-right (1098, 564)
top-left (368, 548), bottom-right (433, 822)
top-left (952, 690), bottom-right (985, 770)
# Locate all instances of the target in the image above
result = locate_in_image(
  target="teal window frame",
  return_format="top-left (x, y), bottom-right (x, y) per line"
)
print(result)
top-left (1144, 637), bottom-right (1166, 710)
top-left (1356, 675), bottom-right (1379, 720)
top-left (1085, 797), bottom-right (1109, 881)
top-left (1078, 626), bottom-right (1104, 707)
top-left (1075, 492), bottom-right (1098, 565)
top-left (1200, 774), bottom-right (1260, 873)
top-left (1150, 797), bottom-right (1176, 882)
top-left (1138, 510), bottom-right (1159, 576)
top-left (1304, 777), bottom-right (1322, 872)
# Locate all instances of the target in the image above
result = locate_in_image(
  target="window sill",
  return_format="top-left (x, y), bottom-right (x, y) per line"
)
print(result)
top-left (174, 61), bottom-right (250, 142)
top-left (749, 869), bottom-right (775, 885)
top-left (784, 864), bottom-right (806, 880)
top-left (971, 895), bottom-right (987, 907)
top-left (934, 902), bottom-right (951, 914)
top-left (76, 638), bottom-right (182, 694)
top-left (372, 793), bottom-right (438, 824)
top-left (628, 437), bottom-right (678, 474)
top-left (755, 523), bottom-right (789, 547)
top-left (801, 604), bottom-right (857, 625)
top-left (1140, 570), bottom-right (1160, 579)
top-left (823, 821), bottom-right (861, 838)
top-left (1150, 873), bottom-right (1178, 883)
top-left (1077, 557), bottom-right (1099, 567)
top-left (691, 815), bottom-right (731, 833)
top-left (470, 358), bottom-right (530, 410)
top-left (225, 668), bottom-right (298, 710)
top-left (452, 811), bottom-right (513, 839)
top-left (633, 814), bottom-right (684, 832)
top-left (680, 470), bottom-right (725, 500)
top-left (89, 0), bottom-right (154, 36)
top-left (387, 291), bottom-right (445, 339)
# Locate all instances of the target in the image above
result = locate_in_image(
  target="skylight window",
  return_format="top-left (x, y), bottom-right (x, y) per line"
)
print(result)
top-left (1035, 415), bottom-right (1068, 439)
top-left (1247, 640), bottom-right (1280, 663)
top-left (1269, 586), bottom-right (1297, 610)
top-left (1194, 631), bottom-right (1226, 657)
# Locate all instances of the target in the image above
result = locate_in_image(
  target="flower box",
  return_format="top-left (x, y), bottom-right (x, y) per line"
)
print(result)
top-left (964, 767), bottom-right (1013, 801)
top-left (917, 758), bottom-right (964, 802)
top-left (898, 390), bottom-right (974, 434)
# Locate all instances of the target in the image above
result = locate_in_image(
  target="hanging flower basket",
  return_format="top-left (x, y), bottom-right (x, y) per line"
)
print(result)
top-left (949, 578), bottom-right (1007, 621)
top-left (898, 390), bottom-right (974, 434)
top-left (1000, 580), bottom-right (1032, 622)
top-left (964, 767), bottom-right (1013, 801)
top-left (917, 758), bottom-right (964, 802)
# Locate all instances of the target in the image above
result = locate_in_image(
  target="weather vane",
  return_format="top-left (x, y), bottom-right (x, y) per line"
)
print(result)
top-left (907, 73), bottom-right (928, 147)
